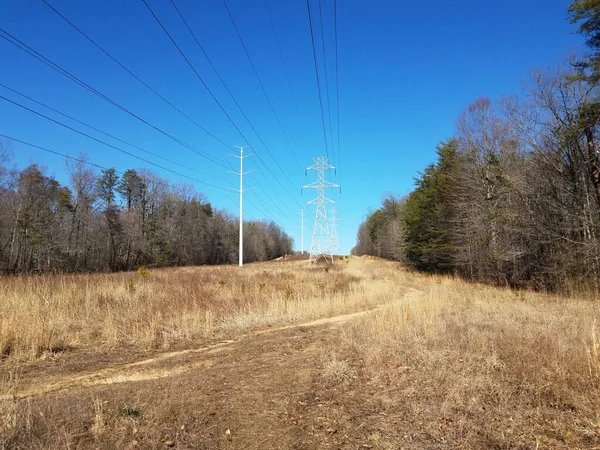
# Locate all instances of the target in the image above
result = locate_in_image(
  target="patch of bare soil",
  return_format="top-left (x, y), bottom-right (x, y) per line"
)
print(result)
top-left (1, 304), bottom-right (395, 401)
top-left (1, 314), bottom-right (396, 449)
top-left (0, 270), bottom-right (418, 449)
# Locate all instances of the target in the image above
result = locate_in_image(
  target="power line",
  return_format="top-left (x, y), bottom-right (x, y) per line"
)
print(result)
top-left (0, 133), bottom-right (234, 198)
top-left (145, 0), bottom-right (304, 209)
top-left (224, 159), bottom-right (295, 228)
top-left (333, 0), bottom-right (341, 179)
top-left (0, 28), bottom-right (228, 168)
top-left (249, 189), bottom-right (289, 224)
top-left (141, 0), bottom-right (250, 142)
top-left (227, 170), bottom-right (289, 227)
top-left (4, 134), bottom-right (106, 171)
top-left (253, 163), bottom-right (299, 212)
top-left (305, 0), bottom-right (330, 162)
top-left (41, 0), bottom-right (232, 150)
top-left (0, 82), bottom-right (227, 181)
top-left (250, 176), bottom-right (296, 219)
top-left (167, 0), bottom-right (302, 200)
top-left (234, 167), bottom-right (296, 224)
top-left (220, 0), bottom-right (302, 169)
top-left (265, 0), bottom-right (302, 127)
top-left (222, 196), bottom-right (277, 227)
top-left (317, 0), bottom-right (334, 167)
top-left (245, 194), bottom-right (287, 230)
top-left (3, 5), bottom-right (305, 216)
top-left (235, 161), bottom-right (297, 218)
top-left (0, 95), bottom-right (229, 192)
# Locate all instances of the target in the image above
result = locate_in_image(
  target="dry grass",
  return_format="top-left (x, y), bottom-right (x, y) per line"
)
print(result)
top-left (2, 257), bottom-right (600, 448)
top-left (325, 273), bottom-right (600, 448)
top-left (0, 259), bottom-right (393, 361)
top-left (321, 354), bottom-right (356, 385)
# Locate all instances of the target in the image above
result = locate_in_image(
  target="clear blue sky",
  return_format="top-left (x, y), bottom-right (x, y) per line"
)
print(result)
top-left (0, 0), bottom-right (584, 254)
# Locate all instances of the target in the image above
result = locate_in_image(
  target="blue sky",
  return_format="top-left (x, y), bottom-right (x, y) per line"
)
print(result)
top-left (0, 0), bottom-right (584, 254)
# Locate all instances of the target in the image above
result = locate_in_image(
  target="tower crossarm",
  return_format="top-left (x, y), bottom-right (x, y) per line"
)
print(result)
top-left (307, 197), bottom-right (335, 205)
top-left (302, 181), bottom-right (339, 189)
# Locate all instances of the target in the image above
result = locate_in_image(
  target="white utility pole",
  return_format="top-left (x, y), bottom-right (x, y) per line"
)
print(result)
top-left (303, 157), bottom-right (339, 264)
top-left (301, 209), bottom-right (305, 255)
top-left (229, 145), bottom-right (253, 267)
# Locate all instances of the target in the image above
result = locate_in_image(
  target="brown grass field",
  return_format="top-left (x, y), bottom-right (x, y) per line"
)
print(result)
top-left (1, 256), bottom-right (600, 449)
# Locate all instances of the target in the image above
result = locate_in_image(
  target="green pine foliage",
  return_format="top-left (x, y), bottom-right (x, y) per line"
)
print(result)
top-left (403, 140), bottom-right (458, 273)
top-left (352, 140), bottom-right (459, 273)
top-left (569, 0), bottom-right (600, 82)
top-left (356, 1), bottom-right (600, 292)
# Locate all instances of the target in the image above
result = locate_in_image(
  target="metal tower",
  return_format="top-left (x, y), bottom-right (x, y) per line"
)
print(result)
top-left (329, 206), bottom-right (340, 255)
top-left (303, 157), bottom-right (339, 263)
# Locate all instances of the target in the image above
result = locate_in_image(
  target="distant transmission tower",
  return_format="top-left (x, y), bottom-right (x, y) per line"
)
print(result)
top-left (303, 157), bottom-right (339, 263)
top-left (329, 206), bottom-right (340, 255)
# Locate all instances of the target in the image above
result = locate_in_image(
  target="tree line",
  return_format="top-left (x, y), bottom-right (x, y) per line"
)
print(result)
top-left (0, 147), bottom-right (293, 273)
top-left (353, 1), bottom-right (600, 292)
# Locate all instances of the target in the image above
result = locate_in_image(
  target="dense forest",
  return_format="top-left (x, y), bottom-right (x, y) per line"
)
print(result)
top-left (353, 1), bottom-right (600, 292)
top-left (0, 145), bottom-right (293, 273)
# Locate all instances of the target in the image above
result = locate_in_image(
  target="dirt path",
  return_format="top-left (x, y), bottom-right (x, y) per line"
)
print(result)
top-left (4, 259), bottom-right (599, 449)
top-left (1, 258), bottom-right (434, 449)
top-left (2, 285), bottom-right (423, 401)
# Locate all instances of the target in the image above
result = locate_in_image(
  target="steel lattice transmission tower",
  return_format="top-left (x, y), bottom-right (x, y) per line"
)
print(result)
top-left (329, 206), bottom-right (340, 255)
top-left (303, 157), bottom-right (339, 263)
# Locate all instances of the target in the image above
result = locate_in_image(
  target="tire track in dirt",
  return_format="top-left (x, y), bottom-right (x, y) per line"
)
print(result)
top-left (2, 283), bottom-right (424, 400)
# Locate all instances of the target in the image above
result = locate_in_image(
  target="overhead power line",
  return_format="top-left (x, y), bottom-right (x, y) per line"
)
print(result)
top-left (220, 0), bottom-right (303, 169)
top-left (305, 0), bottom-right (330, 163)
top-left (236, 163), bottom-right (297, 218)
top-left (0, 83), bottom-right (226, 181)
top-left (144, 0), bottom-right (304, 209)
top-left (167, 0), bottom-right (302, 196)
top-left (234, 170), bottom-right (295, 225)
top-left (0, 133), bottom-right (234, 198)
top-left (0, 94), bottom-right (229, 191)
top-left (265, 0), bottom-right (302, 126)
top-left (250, 176), bottom-right (296, 219)
top-left (41, 0), bottom-right (232, 150)
top-left (227, 171), bottom-right (289, 228)
top-left (333, 0), bottom-right (341, 179)
top-left (246, 194), bottom-right (287, 230)
top-left (140, 0), bottom-right (250, 143)
top-left (4, 134), bottom-right (106, 171)
top-left (0, 28), bottom-right (228, 168)
top-left (317, 0), bottom-right (334, 167)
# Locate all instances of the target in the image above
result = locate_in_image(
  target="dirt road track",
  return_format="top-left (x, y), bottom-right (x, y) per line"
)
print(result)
top-left (2, 285), bottom-right (423, 401)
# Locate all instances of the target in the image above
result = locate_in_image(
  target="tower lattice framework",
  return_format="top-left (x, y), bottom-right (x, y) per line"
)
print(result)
top-left (328, 206), bottom-right (340, 255)
top-left (303, 157), bottom-right (339, 263)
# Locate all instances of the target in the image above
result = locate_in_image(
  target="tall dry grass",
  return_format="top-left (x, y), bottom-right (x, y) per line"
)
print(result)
top-left (0, 259), bottom-right (401, 361)
top-left (329, 272), bottom-right (600, 448)
top-left (2, 257), bottom-right (600, 447)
